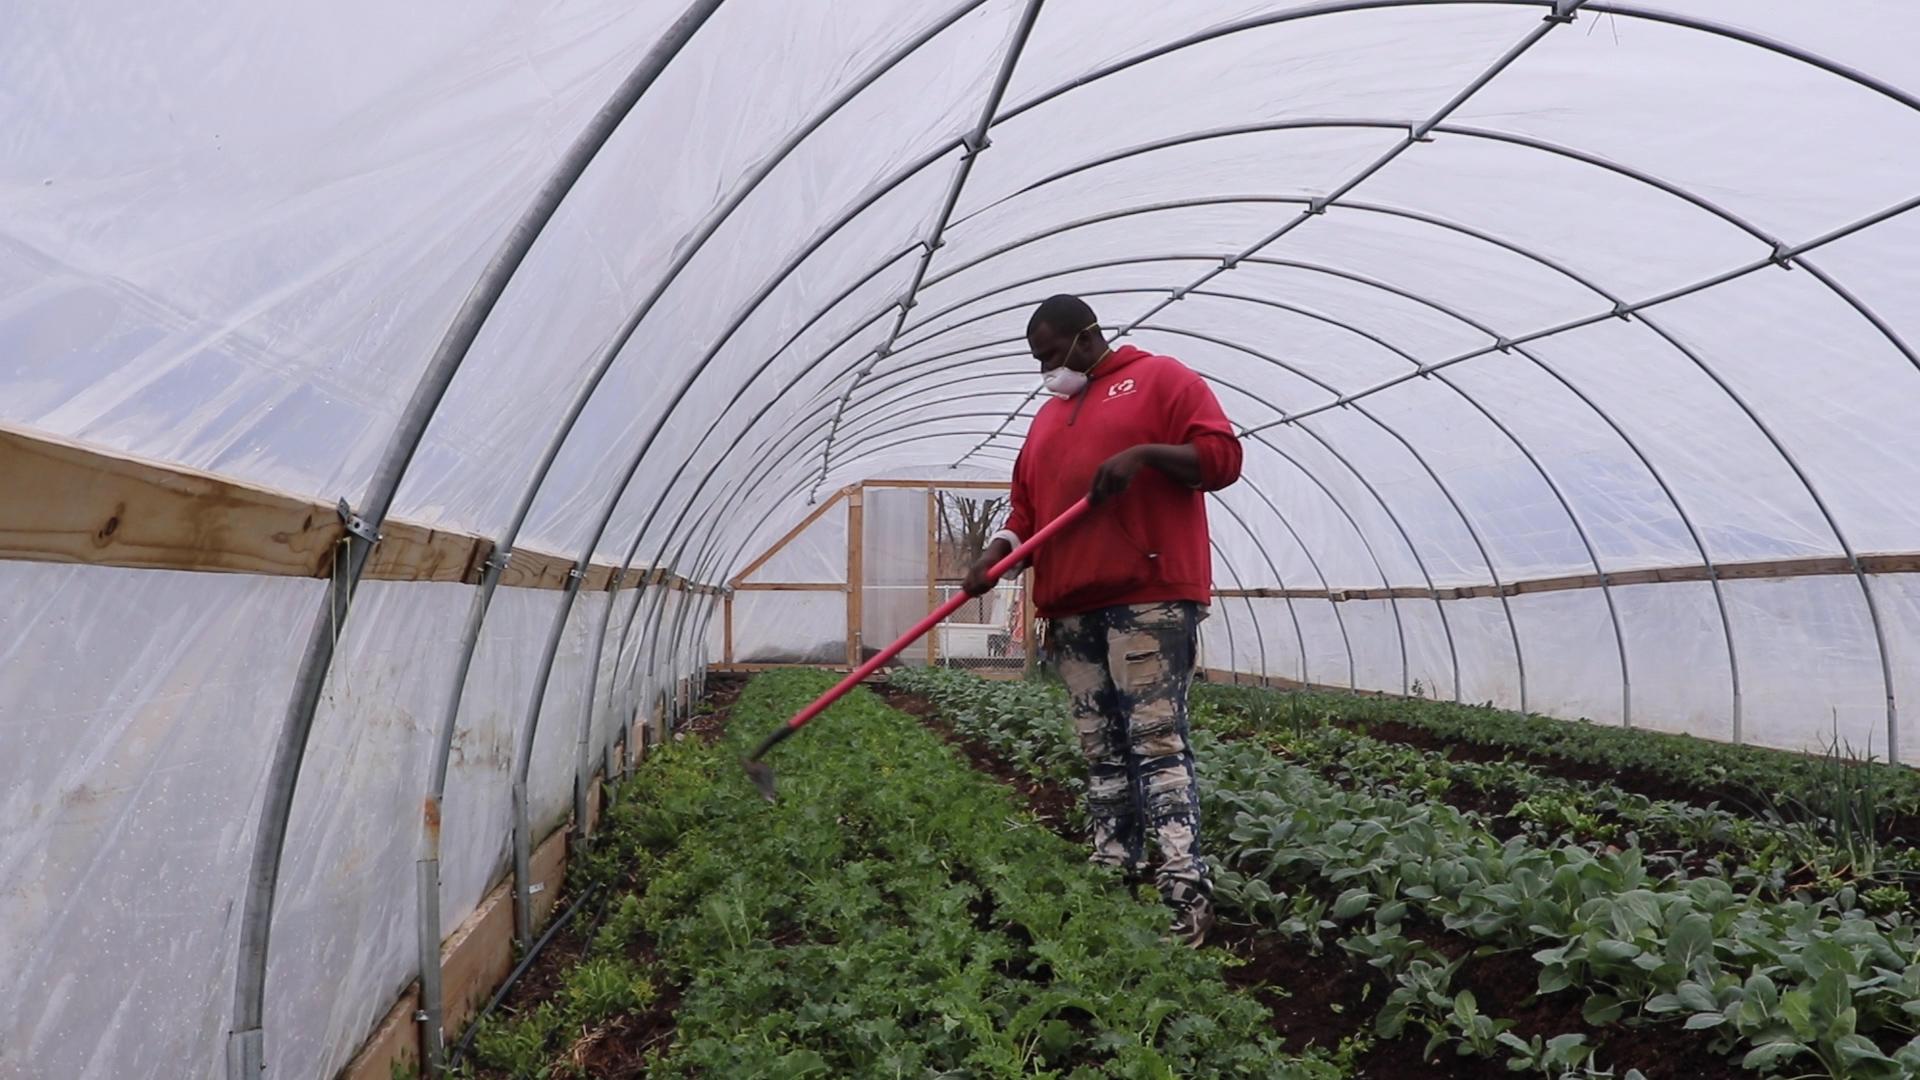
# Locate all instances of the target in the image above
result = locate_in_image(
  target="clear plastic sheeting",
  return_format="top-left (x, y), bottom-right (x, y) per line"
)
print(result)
top-left (9, 1), bottom-right (1920, 1076)
top-left (736, 499), bottom-right (848, 585)
top-left (732, 592), bottom-right (848, 664)
top-left (0, 566), bottom-right (314, 1079)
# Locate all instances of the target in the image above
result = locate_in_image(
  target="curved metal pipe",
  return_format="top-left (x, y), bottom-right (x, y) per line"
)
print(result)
top-left (827, 387), bottom-right (1407, 698)
top-left (855, 316), bottom-right (1494, 705)
top-left (628, 420), bottom-right (1324, 714)
top-left (838, 217), bottom-right (1748, 724)
top-left (475, 0), bottom-right (1000, 952)
top-left (1208, 494), bottom-right (1296, 684)
top-left (810, 0), bottom-right (1050, 499)
top-left (1209, 533), bottom-right (1269, 685)
top-left (226, 7), bottom-right (723, 1073)
top-left (610, 0), bottom-right (1920, 755)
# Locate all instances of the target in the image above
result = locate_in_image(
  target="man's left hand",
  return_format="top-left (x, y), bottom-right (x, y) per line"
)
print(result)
top-left (1090, 446), bottom-right (1146, 506)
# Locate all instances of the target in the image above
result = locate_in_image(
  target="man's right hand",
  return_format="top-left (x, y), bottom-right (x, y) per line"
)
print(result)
top-left (963, 538), bottom-right (1015, 597)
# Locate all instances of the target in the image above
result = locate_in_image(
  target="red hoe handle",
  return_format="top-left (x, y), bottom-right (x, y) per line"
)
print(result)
top-left (741, 496), bottom-right (1093, 799)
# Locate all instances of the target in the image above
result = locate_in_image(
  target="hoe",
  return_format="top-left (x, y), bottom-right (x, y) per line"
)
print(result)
top-left (741, 496), bottom-right (1093, 800)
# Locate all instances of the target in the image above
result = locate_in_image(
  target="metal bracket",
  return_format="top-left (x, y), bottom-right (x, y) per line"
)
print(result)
top-left (1770, 240), bottom-right (1796, 269)
top-left (1219, 254), bottom-right (1240, 271)
top-left (566, 567), bottom-right (583, 583)
top-left (1611, 301), bottom-right (1633, 321)
top-left (1545, 0), bottom-right (1579, 23)
top-left (897, 295), bottom-right (918, 312)
top-left (529, 882), bottom-right (545, 895)
top-left (1410, 123), bottom-right (1435, 143)
top-left (1306, 197), bottom-right (1329, 215)
top-left (918, 237), bottom-right (944, 256)
top-left (1494, 338), bottom-right (1514, 354)
top-left (960, 131), bottom-right (992, 156)
top-left (1170, 286), bottom-right (1189, 301)
top-left (335, 498), bottom-right (381, 545)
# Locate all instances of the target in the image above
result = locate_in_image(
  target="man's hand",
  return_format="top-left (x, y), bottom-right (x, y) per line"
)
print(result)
top-left (963, 538), bottom-right (1014, 596)
top-left (1090, 446), bottom-right (1148, 506)
top-left (1091, 444), bottom-right (1205, 505)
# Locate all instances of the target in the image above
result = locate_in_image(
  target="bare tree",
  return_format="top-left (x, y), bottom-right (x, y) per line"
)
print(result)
top-left (937, 491), bottom-right (1009, 565)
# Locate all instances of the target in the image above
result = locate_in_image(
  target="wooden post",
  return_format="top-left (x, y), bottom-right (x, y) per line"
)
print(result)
top-left (723, 592), bottom-right (734, 664)
top-left (1022, 566), bottom-right (1037, 677)
top-left (926, 487), bottom-right (938, 667)
top-left (846, 487), bottom-right (864, 667)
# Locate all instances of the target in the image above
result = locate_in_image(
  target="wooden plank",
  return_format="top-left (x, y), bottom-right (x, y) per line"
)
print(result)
top-left (440, 880), bottom-right (516, 1038)
top-left (1862, 553), bottom-right (1920, 575)
top-left (0, 422), bottom-right (344, 577)
top-left (1209, 552), bottom-right (1920, 605)
top-left (712, 661), bottom-right (856, 674)
top-left (13, 423), bottom-right (1920, 606)
top-left (339, 984), bottom-right (421, 1080)
top-left (861, 478), bottom-right (1010, 490)
top-left (731, 582), bottom-right (847, 591)
top-left (363, 523), bottom-right (489, 585)
top-left (731, 485), bottom-right (851, 586)
top-left (529, 828), bottom-right (569, 930)
top-left (579, 563), bottom-right (620, 593)
top-left (586, 773), bottom-right (604, 837)
top-left (846, 488), bottom-right (864, 667)
top-left (0, 421), bottom-right (712, 594)
top-left (724, 593), bottom-right (735, 664)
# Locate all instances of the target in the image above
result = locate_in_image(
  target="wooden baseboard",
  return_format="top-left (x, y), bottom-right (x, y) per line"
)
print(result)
top-left (339, 770), bottom-right (599, 1080)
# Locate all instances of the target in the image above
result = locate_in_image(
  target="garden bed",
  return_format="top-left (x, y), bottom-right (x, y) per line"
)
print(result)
top-left (892, 668), bottom-right (1920, 1080)
top-left (459, 670), bottom-right (1334, 1078)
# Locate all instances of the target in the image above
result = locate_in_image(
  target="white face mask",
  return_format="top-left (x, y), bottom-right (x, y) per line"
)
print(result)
top-left (1039, 322), bottom-right (1104, 398)
top-left (1041, 366), bottom-right (1088, 398)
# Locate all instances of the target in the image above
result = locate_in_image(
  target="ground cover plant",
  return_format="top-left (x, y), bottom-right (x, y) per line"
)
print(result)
top-left (460, 670), bottom-right (1338, 1078)
top-left (1195, 685), bottom-right (1920, 843)
top-left (891, 668), bottom-right (1920, 1079)
top-left (1187, 688), bottom-right (1920, 917)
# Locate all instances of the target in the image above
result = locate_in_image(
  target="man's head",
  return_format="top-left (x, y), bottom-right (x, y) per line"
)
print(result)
top-left (1027, 294), bottom-right (1109, 374)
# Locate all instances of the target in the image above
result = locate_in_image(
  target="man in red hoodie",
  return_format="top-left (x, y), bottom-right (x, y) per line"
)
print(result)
top-left (963, 294), bottom-right (1242, 945)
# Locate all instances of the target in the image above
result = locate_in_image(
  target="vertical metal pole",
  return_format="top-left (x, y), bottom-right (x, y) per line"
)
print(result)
top-left (926, 487), bottom-right (940, 667)
top-left (574, 575), bottom-right (619, 845)
top-left (226, 6), bottom-right (721, 1074)
top-left (847, 488), bottom-right (866, 667)
top-left (1211, 539), bottom-right (1268, 685)
top-left (513, 570), bottom-right (584, 947)
top-left (1022, 566), bottom-right (1037, 677)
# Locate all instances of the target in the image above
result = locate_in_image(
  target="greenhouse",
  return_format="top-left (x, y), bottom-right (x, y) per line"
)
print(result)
top-left (7, 0), bottom-right (1920, 1076)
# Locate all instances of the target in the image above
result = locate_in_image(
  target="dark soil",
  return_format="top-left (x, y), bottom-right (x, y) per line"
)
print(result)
top-left (884, 682), bottom-right (1752, 1079)
top-left (1353, 718), bottom-right (1920, 841)
top-left (1213, 923), bottom-right (1374, 1054)
top-left (681, 672), bottom-right (746, 744)
top-left (463, 680), bottom-right (754, 1077)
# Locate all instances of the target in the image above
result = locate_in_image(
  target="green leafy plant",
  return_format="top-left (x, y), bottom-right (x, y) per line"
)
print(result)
top-left (900, 668), bottom-right (1920, 1079)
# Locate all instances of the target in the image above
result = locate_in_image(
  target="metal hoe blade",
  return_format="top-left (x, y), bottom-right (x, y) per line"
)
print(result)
top-left (741, 756), bottom-right (778, 802)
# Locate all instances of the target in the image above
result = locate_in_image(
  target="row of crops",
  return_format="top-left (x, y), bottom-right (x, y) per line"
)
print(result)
top-left (889, 670), bottom-right (1920, 1078)
top-left (459, 671), bottom-right (1336, 1078)
top-left (457, 668), bottom-right (1920, 1078)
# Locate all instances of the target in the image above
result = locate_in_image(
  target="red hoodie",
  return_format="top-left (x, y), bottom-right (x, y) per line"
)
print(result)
top-left (1003, 345), bottom-right (1242, 618)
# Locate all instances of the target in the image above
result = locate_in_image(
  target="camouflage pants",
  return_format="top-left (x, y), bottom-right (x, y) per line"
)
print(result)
top-left (1049, 601), bottom-right (1210, 922)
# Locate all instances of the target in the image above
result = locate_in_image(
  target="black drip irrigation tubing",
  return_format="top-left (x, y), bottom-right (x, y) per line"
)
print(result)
top-left (446, 698), bottom-right (728, 1068)
top-left (446, 881), bottom-right (606, 1069)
